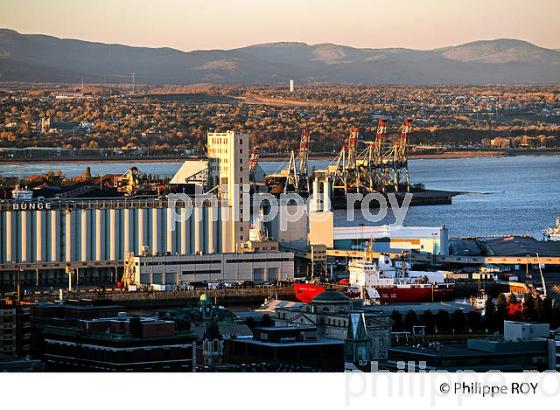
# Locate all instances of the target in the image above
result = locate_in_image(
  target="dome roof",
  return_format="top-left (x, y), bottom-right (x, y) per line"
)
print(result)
top-left (311, 290), bottom-right (351, 304)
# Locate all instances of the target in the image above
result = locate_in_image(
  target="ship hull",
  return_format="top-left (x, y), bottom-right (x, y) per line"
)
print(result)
top-left (294, 283), bottom-right (454, 304)
top-left (366, 285), bottom-right (454, 303)
top-left (294, 283), bottom-right (326, 303)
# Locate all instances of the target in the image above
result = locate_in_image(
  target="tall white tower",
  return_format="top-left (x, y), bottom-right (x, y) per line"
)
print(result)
top-left (289, 79), bottom-right (294, 93)
top-left (207, 131), bottom-right (250, 251)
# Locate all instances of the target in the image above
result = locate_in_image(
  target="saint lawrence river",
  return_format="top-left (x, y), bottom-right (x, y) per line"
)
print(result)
top-left (1, 155), bottom-right (558, 238)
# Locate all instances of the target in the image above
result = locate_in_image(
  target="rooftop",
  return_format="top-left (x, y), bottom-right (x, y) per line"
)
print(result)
top-left (232, 337), bottom-right (344, 348)
top-left (390, 338), bottom-right (548, 358)
top-left (483, 236), bottom-right (560, 257)
top-left (333, 225), bottom-right (444, 241)
top-left (311, 290), bottom-right (351, 304)
top-left (371, 301), bottom-right (475, 315)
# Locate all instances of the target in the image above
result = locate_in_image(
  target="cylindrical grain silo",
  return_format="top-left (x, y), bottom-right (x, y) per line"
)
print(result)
top-left (152, 207), bottom-right (160, 254)
top-left (50, 210), bottom-right (59, 262)
top-left (208, 204), bottom-right (217, 254)
top-left (194, 204), bottom-right (203, 253)
top-left (65, 210), bottom-right (73, 262)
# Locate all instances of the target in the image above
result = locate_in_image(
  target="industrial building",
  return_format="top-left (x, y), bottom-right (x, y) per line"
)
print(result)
top-left (169, 160), bottom-right (208, 186)
top-left (0, 131), bottom-right (267, 289)
top-left (0, 199), bottom-right (247, 263)
top-left (267, 172), bottom-right (449, 257)
top-left (126, 251), bottom-right (295, 285)
top-left (207, 131), bottom-right (250, 248)
top-left (0, 198), bottom-right (250, 287)
top-left (331, 225), bottom-right (449, 256)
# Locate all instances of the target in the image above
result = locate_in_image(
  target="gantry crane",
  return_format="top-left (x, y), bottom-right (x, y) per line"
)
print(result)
top-left (249, 146), bottom-right (260, 182)
top-left (297, 130), bottom-right (311, 192)
top-left (264, 129), bottom-right (312, 194)
top-left (331, 126), bottom-right (363, 193)
top-left (395, 118), bottom-right (412, 191)
top-left (327, 118), bottom-right (412, 194)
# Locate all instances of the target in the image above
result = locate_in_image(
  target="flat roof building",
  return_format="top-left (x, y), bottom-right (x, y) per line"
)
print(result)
top-left (332, 225), bottom-right (449, 256)
top-left (228, 326), bottom-right (345, 372)
top-left (386, 339), bottom-right (550, 372)
top-left (482, 236), bottom-right (560, 257)
top-left (42, 313), bottom-right (196, 372)
top-left (126, 251), bottom-right (294, 285)
top-left (385, 321), bottom-right (556, 372)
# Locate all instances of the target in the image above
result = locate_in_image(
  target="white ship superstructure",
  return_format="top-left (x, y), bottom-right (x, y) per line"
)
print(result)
top-left (544, 218), bottom-right (560, 241)
top-left (347, 250), bottom-right (453, 303)
top-left (12, 186), bottom-right (33, 201)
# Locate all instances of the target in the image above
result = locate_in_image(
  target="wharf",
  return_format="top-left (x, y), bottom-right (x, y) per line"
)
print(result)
top-left (26, 285), bottom-right (297, 308)
top-left (330, 189), bottom-right (460, 209)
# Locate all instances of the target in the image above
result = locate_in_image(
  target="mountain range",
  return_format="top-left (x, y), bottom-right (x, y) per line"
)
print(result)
top-left (0, 29), bottom-right (559, 85)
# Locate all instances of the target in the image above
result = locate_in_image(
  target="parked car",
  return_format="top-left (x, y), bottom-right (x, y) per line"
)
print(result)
top-left (241, 280), bottom-right (255, 288)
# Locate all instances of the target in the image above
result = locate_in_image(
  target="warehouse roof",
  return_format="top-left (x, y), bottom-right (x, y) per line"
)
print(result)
top-left (170, 160), bottom-right (208, 184)
top-left (333, 225), bottom-right (445, 240)
top-left (483, 236), bottom-right (560, 257)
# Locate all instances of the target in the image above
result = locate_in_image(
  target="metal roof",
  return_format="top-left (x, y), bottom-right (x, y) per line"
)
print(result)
top-left (333, 225), bottom-right (444, 240)
top-left (483, 236), bottom-right (560, 257)
top-left (170, 160), bottom-right (208, 184)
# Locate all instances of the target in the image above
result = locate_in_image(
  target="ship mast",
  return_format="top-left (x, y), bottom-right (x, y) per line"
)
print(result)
top-left (248, 146), bottom-right (260, 182)
top-left (297, 129), bottom-right (311, 192)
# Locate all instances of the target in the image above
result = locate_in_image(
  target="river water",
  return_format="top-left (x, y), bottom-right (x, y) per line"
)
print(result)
top-left (1, 155), bottom-right (558, 238)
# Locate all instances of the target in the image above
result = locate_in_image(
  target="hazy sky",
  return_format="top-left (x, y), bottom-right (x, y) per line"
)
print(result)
top-left (1, 0), bottom-right (559, 50)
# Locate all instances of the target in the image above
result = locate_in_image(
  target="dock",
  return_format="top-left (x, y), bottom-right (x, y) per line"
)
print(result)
top-left (22, 285), bottom-right (297, 308)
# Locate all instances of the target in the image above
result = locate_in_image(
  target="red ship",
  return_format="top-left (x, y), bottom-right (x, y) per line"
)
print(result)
top-left (294, 251), bottom-right (455, 304)
top-left (294, 282), bottom-right (454, 304)
top-left (294, 283), bottom-right (326, 303)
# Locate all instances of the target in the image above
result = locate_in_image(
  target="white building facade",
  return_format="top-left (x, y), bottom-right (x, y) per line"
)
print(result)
top-left (207, 131), bottom-right (250, 251)
top-left (129, 252), bottom-right (294, 285)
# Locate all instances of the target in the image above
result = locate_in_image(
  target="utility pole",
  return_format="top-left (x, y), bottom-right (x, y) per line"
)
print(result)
top-left (536, 253), bottom-right (547, 298)
top-left (310, 245), bottom-right (314, 280)
top-left (66, 265), bottom-right (72, 292)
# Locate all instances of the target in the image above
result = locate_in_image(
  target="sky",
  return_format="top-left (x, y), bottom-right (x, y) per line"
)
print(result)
top-left (0, 0), bottom-right (559, 51)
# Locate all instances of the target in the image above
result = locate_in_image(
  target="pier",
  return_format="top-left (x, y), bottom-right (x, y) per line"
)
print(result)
top-left (12, 284), bottom-right (297, 308)
top-left (326, 249), bottom-right (560, 266)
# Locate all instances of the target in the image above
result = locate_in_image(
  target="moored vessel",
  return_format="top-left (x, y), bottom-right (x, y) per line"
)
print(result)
top-left (293, 248), bottom-right (454, 304)
top-left (543, 217), bottom-right (560, 241)
top-left (12, 185), bottom-right (33, 201)
top-left (293, 283), bottom-right (326, 303)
